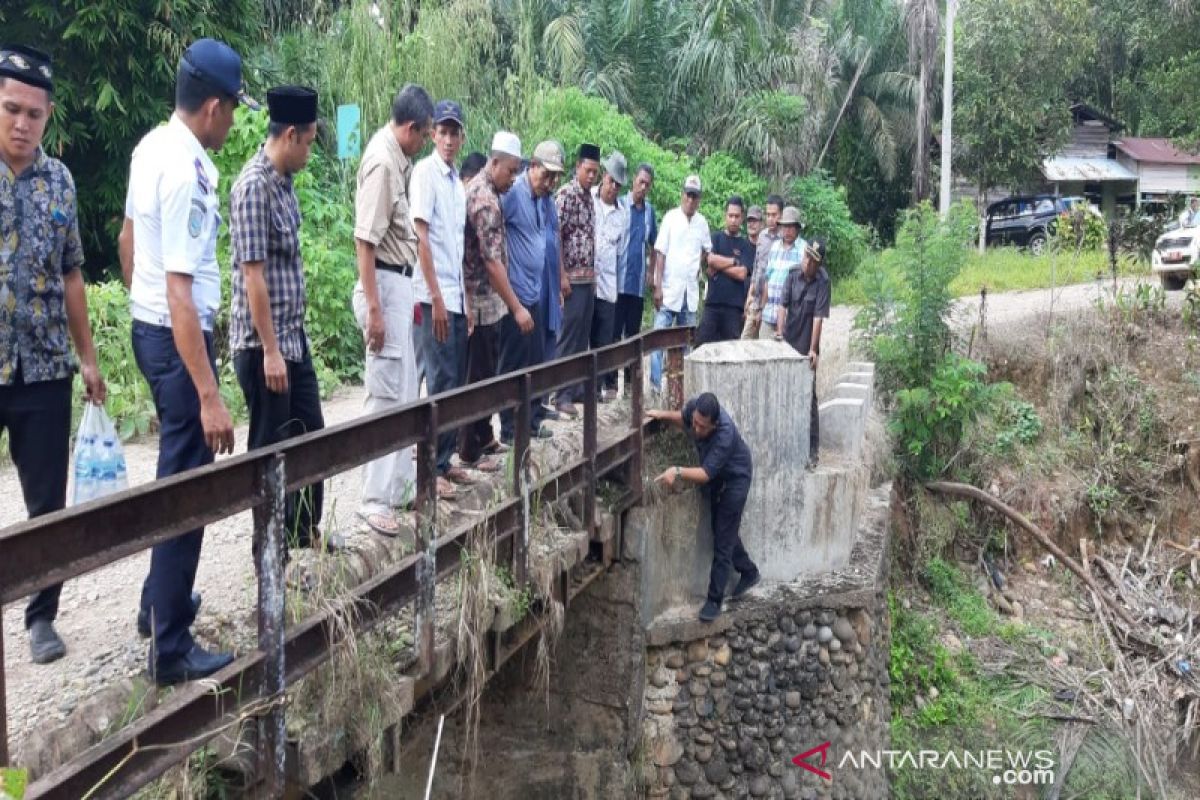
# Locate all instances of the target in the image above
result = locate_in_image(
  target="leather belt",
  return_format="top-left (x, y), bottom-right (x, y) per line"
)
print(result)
top-left (376, 259), bottom-right (413, 278)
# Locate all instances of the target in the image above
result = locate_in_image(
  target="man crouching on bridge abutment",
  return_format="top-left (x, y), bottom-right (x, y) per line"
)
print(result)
top-left (648, 392), bottom-right (761, 622)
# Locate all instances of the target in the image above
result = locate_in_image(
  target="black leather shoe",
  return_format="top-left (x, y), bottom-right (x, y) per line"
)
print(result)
top-left (699, 599), bottom-right (722, 623)
top-left (731, 570), bottom-right (762, 600)
top-left (151, 644), bottom-right (234, 686)
top-left (138, 592), bottom-right (202, 638)
top-left (29, 619), bottom-right (66, 664)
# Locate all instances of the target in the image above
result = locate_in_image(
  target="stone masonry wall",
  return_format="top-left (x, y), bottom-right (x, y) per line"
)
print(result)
top-left (638, 484), bottom-right (892, 800)
top-left (640, 593), bottom-right (889, 800)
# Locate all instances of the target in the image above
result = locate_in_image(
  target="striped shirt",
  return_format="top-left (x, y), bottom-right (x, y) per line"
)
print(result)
top-left (761, 237), bottom-right (805, 326)
top-left (229, 149), bottom-right (308, 361)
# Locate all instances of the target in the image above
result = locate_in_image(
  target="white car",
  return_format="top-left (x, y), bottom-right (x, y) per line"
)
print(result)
top-left (1152, 219), bottom-right (1199, 290)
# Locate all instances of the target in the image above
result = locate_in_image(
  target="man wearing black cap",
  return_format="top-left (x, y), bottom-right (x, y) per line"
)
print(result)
top-left (230, 86), bottom-right (328, 553)
top-left (123, 38), bottom-right (254, 684)
top-left (410, 99), bottom-right (472, 497)
top-left (0, 44), bottom-right (106, 664)
top-left (553, 143), bottom-right (600, 417)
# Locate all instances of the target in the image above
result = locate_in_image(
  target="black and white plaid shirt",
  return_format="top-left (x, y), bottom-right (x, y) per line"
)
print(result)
top-left (229, 149), bottom-right (308, 361)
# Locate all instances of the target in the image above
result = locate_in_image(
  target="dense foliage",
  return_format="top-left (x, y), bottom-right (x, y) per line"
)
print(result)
top-left (0, 0), bottom-right (262, 273)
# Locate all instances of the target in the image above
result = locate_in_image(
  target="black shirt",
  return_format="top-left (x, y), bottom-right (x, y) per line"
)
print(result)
top-left (682, 399), bottom-right (754, 485)
top-left (705, 231), bottom-right (754, 309)
top-left (779, 265), bottom-right (831, 355)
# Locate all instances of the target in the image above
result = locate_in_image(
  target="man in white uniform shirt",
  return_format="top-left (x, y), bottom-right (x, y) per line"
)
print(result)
top-left (650, 174), bottom-right (712, 392)
top-left (410, 99), bottom-right (470, 497)
top-left (121, 38), bottom-right (252, 685)
top-left (591, 151), bottom-right (629, 401)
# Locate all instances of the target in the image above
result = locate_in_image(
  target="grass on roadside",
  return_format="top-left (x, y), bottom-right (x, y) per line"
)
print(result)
top-left (836, 247), bottom-right (1144, 306)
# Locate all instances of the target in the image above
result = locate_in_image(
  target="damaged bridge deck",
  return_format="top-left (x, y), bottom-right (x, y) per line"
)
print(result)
top-left (0, 328), bottom-right (692, 799)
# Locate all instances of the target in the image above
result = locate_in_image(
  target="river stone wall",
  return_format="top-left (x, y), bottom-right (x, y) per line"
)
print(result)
top-left (639, 484), bottom-right (891, 800)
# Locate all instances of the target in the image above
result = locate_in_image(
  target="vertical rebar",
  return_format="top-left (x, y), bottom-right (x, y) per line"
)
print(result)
top-left (630, 337), bottom-right (646, 507)
top-left (513, 374), bottom-right (531, 587)
top-left (0, 609), bottom-right (8, 767)
top-left (253, 453), bottom-right (288, 797)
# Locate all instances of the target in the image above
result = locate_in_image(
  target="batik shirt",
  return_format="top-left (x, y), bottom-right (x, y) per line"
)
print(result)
top-left (463, 170), bottom-right (510, 326)
top-left (556, 178), bottom-right (595, 283)
top-left (0, 149), bottom-right (84, 385)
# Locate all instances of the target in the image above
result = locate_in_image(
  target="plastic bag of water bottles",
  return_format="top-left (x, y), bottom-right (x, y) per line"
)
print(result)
top-left (72, 404), bottom-right (128, 505)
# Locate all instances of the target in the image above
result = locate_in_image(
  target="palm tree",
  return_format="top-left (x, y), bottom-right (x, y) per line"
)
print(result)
top-left (906, 0), bottom-right (940, 202)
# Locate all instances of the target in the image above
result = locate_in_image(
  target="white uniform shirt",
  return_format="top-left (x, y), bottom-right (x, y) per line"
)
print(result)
top-left (592, 191), bottom-right (629, 304)
top-left (654, 206), bottom-right (712, 313)
top-left (125, 115), bottom-right (222, 329)
top-left (408, 153), bottom-right (466, 313)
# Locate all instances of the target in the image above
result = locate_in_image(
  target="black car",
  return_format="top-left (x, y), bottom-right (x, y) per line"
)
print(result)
top-left (984, 195), bottom-right (1078, 255)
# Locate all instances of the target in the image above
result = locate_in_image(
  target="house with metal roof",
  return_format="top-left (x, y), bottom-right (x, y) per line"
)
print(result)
top-left (1112, 137), bottom-right (1200, 203)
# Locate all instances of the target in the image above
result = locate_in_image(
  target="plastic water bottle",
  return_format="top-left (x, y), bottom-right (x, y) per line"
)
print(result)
top-left (73, 433), bottom-right (97, 504)
top-left (96, 437), bottom-right (121, 497)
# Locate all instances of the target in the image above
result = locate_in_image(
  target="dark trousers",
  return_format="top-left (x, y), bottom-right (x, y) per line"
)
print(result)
top-left (591, 298), bottom-right (617, 390)
top-left (460, 318), bottom-right (500, 464)
top-left (706, 479), bottom-right (757, 604)
top-left (233, 344), bottom-right (325, 549)
top-left (696, 303), bottom-right (744, 346)
top-left (2, 372), bottom-right (71, 628)
top-left (415, 305), bottom-right (468, 473)
top-left (557, 281), bottom-right (595, 404)
top-left (615, 293), bottom-right (644, 390)
top-left (498, 300), bottom-right (548, 441)
top-left (132, 320), bottom-right (215, 667)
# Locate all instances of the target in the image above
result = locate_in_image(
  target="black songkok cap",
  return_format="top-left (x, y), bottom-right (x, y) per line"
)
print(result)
top-left (578, 142), bottom-right (601, 163)
top-left (267, 85), bottom-right (319, 126)
top-left (0, 44), bottom-right (53, 92)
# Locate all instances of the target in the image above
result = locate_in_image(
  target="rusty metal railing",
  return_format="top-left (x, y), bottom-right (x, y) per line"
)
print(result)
top-left (0, 325), bottom-right (692, 799)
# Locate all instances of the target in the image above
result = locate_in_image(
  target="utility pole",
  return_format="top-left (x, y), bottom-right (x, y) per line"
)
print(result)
top-left (939, 0), bottom-right (956, 218)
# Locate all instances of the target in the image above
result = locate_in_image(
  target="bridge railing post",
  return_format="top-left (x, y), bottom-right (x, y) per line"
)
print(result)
top-left (253, 452), bottom-right (288, 797)
top-left (630, 337), bottom-right (645, 506)
top-left (415, 403), bottom-right (438, 677)
top-left (513, 374), bottom-right (531, 587)
top-left (583, 353), bottom-right (598, 540)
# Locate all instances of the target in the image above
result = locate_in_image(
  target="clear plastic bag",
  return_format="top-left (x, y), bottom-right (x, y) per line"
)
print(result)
top-left (72, 404), bottom-right (128, 505)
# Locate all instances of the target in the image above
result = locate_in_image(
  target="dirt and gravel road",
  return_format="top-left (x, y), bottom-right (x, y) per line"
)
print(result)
top-left (0, 275), bottom-right (1167, 758)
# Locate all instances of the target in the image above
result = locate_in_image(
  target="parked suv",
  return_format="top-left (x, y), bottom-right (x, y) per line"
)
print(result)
top-left (984, 195), bottom-right (1080, 255)
top-left (1152, 219), bottom-right (1199, 290)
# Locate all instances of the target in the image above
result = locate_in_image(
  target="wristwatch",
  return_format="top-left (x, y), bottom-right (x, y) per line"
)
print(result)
top-left (674, 465), bottom-right (682, 482)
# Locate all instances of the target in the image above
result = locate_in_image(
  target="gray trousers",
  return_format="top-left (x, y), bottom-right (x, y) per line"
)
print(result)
top-left (557, 281), bottom-right (595, 404)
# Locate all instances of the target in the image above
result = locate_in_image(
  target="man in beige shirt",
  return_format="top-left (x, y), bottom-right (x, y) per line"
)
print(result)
top-left (352, 84), bottom-right (433, 535)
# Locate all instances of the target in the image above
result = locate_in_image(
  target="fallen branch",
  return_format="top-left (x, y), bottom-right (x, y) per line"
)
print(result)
top-left (925, 481), bottom-right (1140, 629)
top-left (1164, 541), bottom-right (1200, 559)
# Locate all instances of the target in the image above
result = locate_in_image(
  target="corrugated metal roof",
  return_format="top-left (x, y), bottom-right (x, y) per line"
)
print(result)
top-left (1042, 156), bottom-right (1137, 182)
top-left (1113, 137), bottom-right (1200, 165)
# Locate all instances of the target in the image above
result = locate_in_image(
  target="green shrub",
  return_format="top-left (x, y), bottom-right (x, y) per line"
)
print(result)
top-left (787, 171), bottom-right (869, 281)
top-left (521, 88), bottom-right (767, 229)
top-left (890, 354), bottom-right (993, 481)
top-left (81, 281), bottom-right (156, 440)
top-left (1049, 208), bottom-right (1106, 252)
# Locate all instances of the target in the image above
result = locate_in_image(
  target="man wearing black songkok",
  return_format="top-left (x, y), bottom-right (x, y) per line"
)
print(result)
top-left (229, 86), bottom-right (333, 557)
top-left (0, 43), bottom-right (107, 664)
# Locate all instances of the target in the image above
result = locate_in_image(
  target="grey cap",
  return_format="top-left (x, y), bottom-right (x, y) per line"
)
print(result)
top-left (532, 140), bottom-right (566, 172)
top-left (746, 205), bottom-right (764, 221)
top-left (603, 150), bottom-right (629, 186)
top-left (779, 206), bottom-right (802, 227)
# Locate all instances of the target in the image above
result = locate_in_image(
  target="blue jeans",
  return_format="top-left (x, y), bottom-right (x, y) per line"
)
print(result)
top-left (132, 320), bottom-right (216, 668)
top-left (415, 304), bottom-right (468, 474)
top-left (650, 306), bottom-right (696, 390)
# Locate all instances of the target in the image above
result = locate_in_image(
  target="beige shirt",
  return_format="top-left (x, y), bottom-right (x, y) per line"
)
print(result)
top-left (354, 125), bottom-right (417, 268)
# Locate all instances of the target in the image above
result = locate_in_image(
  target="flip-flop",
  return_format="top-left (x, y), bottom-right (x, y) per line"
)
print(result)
top-left (436, 476), bottom-right (458, 499)
top-left (482, 439), bottom-right (510, 455)
top-left (358, 511), bottom-right (402, 537)
top-left (472, 455), bottom-right (503, 473)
